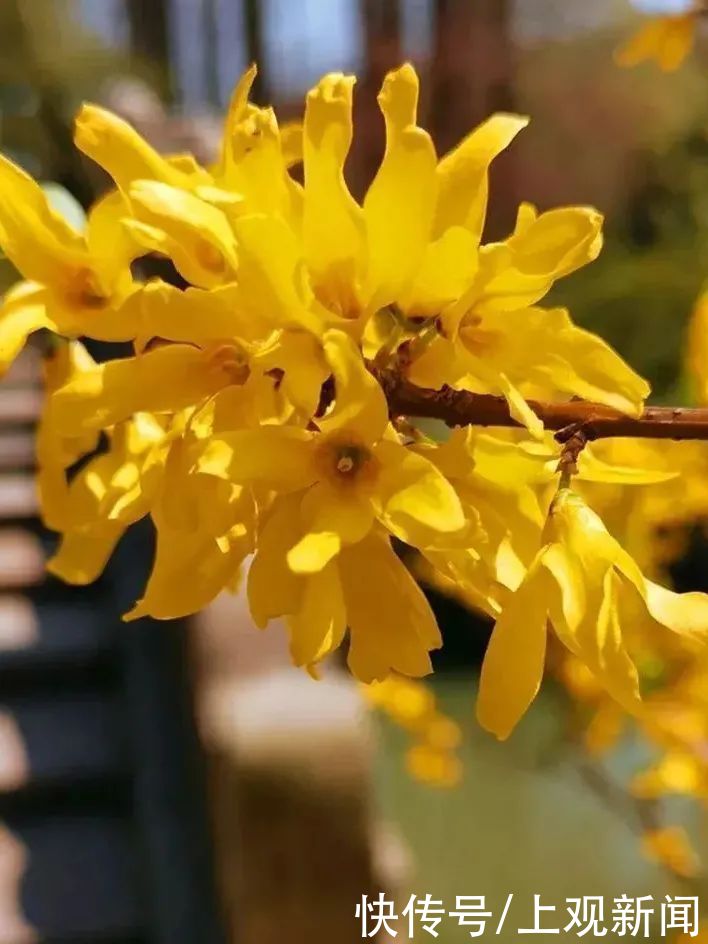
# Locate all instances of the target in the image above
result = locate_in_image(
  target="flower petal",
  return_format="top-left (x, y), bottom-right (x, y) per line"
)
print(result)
top-left (233, 214), bottom-right (329, 334)
top-left (75, 104), bottom-right (203, 192)
top-left (644, 580), bottom-right (708, 637)
top-left (363, 64), bottom-right (437, 309)
top-left (374, 439), bottom-right (465, 546)
top-left (319, 329), bottom-right (389, 442)
top-left (127, 181), bottom-right (238, 288)
top-left (476, 561), bottom-right (550, 739)
top-left (341, 531), bottom-right (441, 682)
top-left (48, 522), bottom-right (126, 585)
top-left (0, 154), bottom-right (87, 285)
top-left (124, 525), bottom-right (248, 621)
top-left (474, 206), bottom-right (603, 314)
top-left (303, 73), bottom-right (365, 306)
top-left (198, 427), bottom-right (315, 491)
top-left (50, 344), bottom-right (230, 433)
top-left (287, 482), bottom-right (375, 573)
top-left (247, 493), bottom-right (304, 627)
top-left (434, 113), bottom-right (529, 243)
top-left (287, 563), bottom-right (347, 667)
top-left (0, 282), bottom-right (55, 374)
top-left (398, 226), bottom-right (479, 318)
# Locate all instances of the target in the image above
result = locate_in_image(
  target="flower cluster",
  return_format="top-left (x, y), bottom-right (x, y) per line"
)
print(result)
top-left (549, 298), bottom-right (708, 870)
top-left (1, 62), bottom-right (707, 739)
top-left (364, 675), bottom-right (463, 788)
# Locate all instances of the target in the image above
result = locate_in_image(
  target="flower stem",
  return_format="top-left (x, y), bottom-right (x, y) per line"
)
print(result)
top-left (374, 368), bottom-right (708, 443)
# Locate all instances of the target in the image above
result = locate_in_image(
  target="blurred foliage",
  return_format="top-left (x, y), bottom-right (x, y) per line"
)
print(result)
top-left (0, 0), bottom-right (136, 290)
top-left (516, 28), bottom-right (708, 401)
top-left (0, 0), bottom-right (128, 173)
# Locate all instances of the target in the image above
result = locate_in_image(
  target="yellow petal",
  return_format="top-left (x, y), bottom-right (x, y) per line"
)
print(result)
top-left (280, 121), bottom-right (304, 169)
top-left (657, 15), bottom-right (696, 71)
top-left (577, 445), bottom-right (677, 485)
top-left (0, 282), bottom-right (55, 374)
top-left (591, 569), bottom-right (641, 711)
top-left (247, 493), bottom-right (304, 627)
top-left (127, 181), bottom-right (238, 288)
top-left (644, 580), bottom-right (708, 637)
top-left (398, 226), bottom-right (479, 317)
top-left (86, 189), bottom-right (142, 286)
top-left (641, 826), bottom-right (700, 879)
top-left (542, 542), bottom-right (586, 633)
top-left (456, 307), bottom-right (649, 419)
top-left (496, 372), bottom-right (545, 439)
top-left (477, 562), bottom-right (550, 739)
top-left (287, 482), bottom-right (375, 573)
top-left (217, 78), bottom-right (301, 224)
top-left (254, 329), bottom-right (329, 418)
top-left (474, 206), bottom-right (603, 314)
top-left (0, 154), bottom-right (88, 285)
top-left (287, 563), bottom-right (347, 667)
top-left (50, 344), bottom-right (231, 433)
top-left (48, 522), bottom-right (126, 585)
top-left (517, 308), bottom-right (650, 416)
top-left (124, 526), bottom-right (247, 621)
top-left (126, 280), bottom-right (254, 345)
top-left (434, 113), bottom-right (529, 242)
top-left (363, 64), bottom-right (437, 309)
top-left (303, 73), bottom-right (365, 303)
top-left (616, 15), bottom-right (695, 72)
top-left (341, 531), bottom-right (441, 682)
top-left (375, 439), bottom-right (465, 547)
top-left (319, 329), bottom-right (389, 441)
top-left (233, 214), bottom-right (328, 334)
top-left (218, 63), bottom-right (258, 177)
top-left (75, 104), bottom-right (203, 192)
top-left (198, 426), bottom-right (315, 491)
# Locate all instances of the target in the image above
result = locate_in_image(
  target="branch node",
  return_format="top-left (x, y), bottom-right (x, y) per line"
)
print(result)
top-left (556, 428), bottom-right (589, 483)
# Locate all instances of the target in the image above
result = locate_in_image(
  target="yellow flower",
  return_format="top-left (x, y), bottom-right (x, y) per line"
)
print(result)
top-left (36, 340), bottom-right (101, 532)
top-left (362, 675), bottom-right (463, 787)
top-left (8, 57), bottom-right (702, 737)
top-left (631, 751), bottom-right (704, 799)
top-left (415, 426), bottom-right (674, 602)
top-left (48, 341), bottom-right (252, 435)
top-left (249, 497), bottom-right (443, 681)
top-left (199, 329), bottom-right (465, 576)
top-left (195, 329), bottom-right (469, 681)
top-left (477, 488), bottom-right (708, 739)
top-left (0, 162), bottom-right (138, 370)
top-left (616, 12), bottom-right (698, 72)
top-left (641, 826), bottom-right (701, 878)
top-left (226, 63), bottom-right (528, 340)
top-left (46, 410), bottom-right (167, 585)
top-left (75, 64), bottom-right (299, 219)
top-left (409, 204), bottom-right (649, 434)
top-left (123, 181), bottom-right (240, 290)
top-left (124, 475), bottom-right (255, 621)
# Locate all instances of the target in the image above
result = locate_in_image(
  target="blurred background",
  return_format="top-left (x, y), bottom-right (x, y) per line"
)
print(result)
top-left (0, 0), bottom-right (706, 942)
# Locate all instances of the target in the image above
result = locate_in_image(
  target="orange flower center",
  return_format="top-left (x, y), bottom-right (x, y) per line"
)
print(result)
top-left (315, 435), bottom-right (379, 490)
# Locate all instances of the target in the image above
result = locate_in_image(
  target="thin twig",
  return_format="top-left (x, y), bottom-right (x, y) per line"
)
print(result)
top-left (374, 368), bottom-right (708, 443)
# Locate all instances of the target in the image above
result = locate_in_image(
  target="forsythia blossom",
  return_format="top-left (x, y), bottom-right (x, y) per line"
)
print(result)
top-left (616, 7), bottom-right (700, 72)
top-left (0, 62), bottom-right (706, 739)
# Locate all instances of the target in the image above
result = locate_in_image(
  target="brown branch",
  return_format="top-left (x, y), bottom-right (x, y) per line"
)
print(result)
top-left (374, 368), bottom-right (708, 443)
